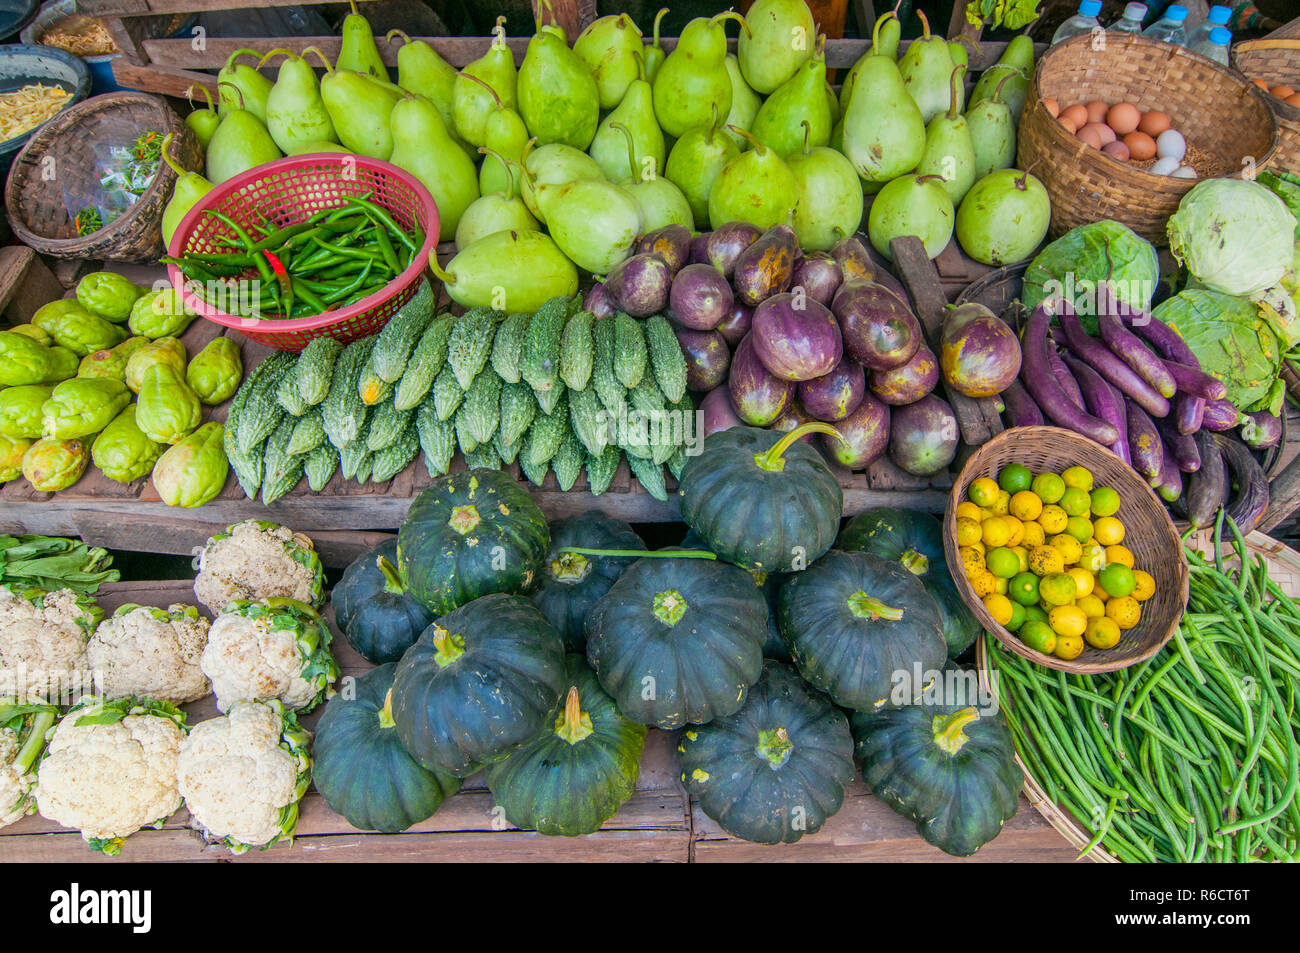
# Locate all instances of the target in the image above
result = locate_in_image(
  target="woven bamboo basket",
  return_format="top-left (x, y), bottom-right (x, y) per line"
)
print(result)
top-left (978, 529), bottom-right (1300, 862)
top-left (4, 92), bottom-right (200, 262)
top-left (944, 426), bottom-right (1189, 674)
top-left (1232, 38), bottom-right (1300, 176)
top-left (1018, 33), bottom-right (1278, 245)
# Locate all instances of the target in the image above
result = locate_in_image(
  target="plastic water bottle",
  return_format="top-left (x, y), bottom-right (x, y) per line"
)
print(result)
top-left (1190, 25), bottom-right (1231, 63)
top-left (1143, 3), bottom-right (1189, 44)
top-left (1186, 5), bottom-right (1231, 47)
top-left (1110, 3), bottom-right (1149, 33)
top-left (1052, 0), bottom-right (1104, 44)
top-left (1180, 0), bottom-right (1209, 34)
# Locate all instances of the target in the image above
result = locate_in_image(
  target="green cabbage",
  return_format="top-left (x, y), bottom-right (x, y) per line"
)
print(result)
top-left (1166, 179), bottom-right (1297, 297)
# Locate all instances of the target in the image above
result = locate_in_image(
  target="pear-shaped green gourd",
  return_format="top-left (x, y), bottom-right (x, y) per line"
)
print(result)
top-left (642, 8), bottom-right (669, 83)
top-left (337, 0), bottom-right (388, 80)
top-left (518, 9), bottom-right (600, 150)
top-left (588, 78), bottom-right (664, 184)
top-left (787, 122), bottom-right (864, 253)
top-left (915, 66), bottom-right (976, 206)
top-left (216, 49), bottom-right (273, 123)
top-left (967, 74), bottom-right (1017, 179)
top-left (998, 34), bottom-right (1035, 74)
top-left (184, 85), bottom-right (220, 149)
top-left (708, 125), bottom-right (798, 231)
top-left (652, 12), bottom-right (745, 139)
top-left (207, 83), bottom-right (282, 185)
top-left (574, 13), bottom-right (643, 111)
top-left (431, 229), bottom-right (578, 312)
top-left (287, 140), bottom-right (350, 155)
top-left (456, 152), bottom-right (539, 250)
top-left (839, 10), bottom-right (901, 115)
top-left (867, 173), bottom-right (955, 261)
top-left (750, 35), bottom-right (832, 159)
top-left (737, 0), bottom-right (815, 95)
top-left (453, 18), bottom-right (517, 148)
top-left (607, 122), bottom-right (692, 232)
top-left (948, 39), bottom-right (969, 69)
top-left (388, 95), bottom-right (479, 242)
top-left (389, 30), bottom-right (457, 130)
top-left (519, 140), bottom-right (605, 223)
top-left (898, 11), bottom-right (956, 124)
top-left (534, 169), bottom-right (644, 275)
top-left (969, 63), bottom-right (1028, 124)
top-left (261, 48), bottom-right (337, 154)
top-left (955, 168), bottom-right (1050, 266)
top-left (722, 54), bottom-right (762, 151)
top-left (665, 103), bottom-right (740, 229)
top-left (463, 74), bottom-right (530, 199)
top-left (841, 38), bottom-right (925, 185)
top-left (160, 134), bottom-right (212, 251)
top-left (320, 67), bottom-right (403, 159)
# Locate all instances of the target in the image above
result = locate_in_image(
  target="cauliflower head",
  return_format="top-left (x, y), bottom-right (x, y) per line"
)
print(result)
top-left (87, 603), bottom-right (210, 704)
top-left (0, 586), bottom-right (102, 702)
top-left (194, 520), bottom-right (326, 614)
top-left (35, 697), bottom-right (186, 854)
top-left (176, 700), bottom-right (311, 852)
top-left (1, 702), bottom-right (58, 829)
top-left (200, 599), bottom-right (338, 713)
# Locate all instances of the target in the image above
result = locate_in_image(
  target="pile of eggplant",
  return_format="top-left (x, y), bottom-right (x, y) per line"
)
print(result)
top-left (1007, 283), bottom-right (1271, 531)
top-left (587, 221), bottom-right (960, 477)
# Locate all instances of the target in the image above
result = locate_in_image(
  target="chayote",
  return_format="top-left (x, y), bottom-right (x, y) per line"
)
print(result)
top-left (21, 435), bottom-right (90, 491)
top-left (135, 363), bottom-right (202, 444)
top-left (152, 422), bottom-right (228, 507)
top-left (0, 331), bottom-right (56, 386)
top-left (128, 287), bottom-right (195, 340)
top-left (0, 433), bottom-right (32, 481)
top-left (40, 378), bottom-right (131, 439)
top-left (76, 272), bottom-right (149, 323)
top-left (40, 346), bottom-right (78, 384)
top-left (186, 337), bottom-right (243, 405)
top-left (77, 336), bottom-right (146, 381)
top-left (8, 324), bottom-right (52, 347)
top-left (32, 300), bottom-right (127, 356)
top-left (91, 404), bottom-right (163, 483)
top-left (0, 385), bottom-right (54, 438)
top-left (124, 337), bottom-right (187, 394)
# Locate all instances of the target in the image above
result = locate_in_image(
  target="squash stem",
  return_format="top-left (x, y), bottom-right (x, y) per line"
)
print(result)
top-left (378, 689), bottom-right (397, 729)
top-left (557, 547), bottom-right (716, 560)
top-left (376, 555), bottom-right (406, 595)
top-left (932, 706), bottom-right (980, 755)
top-left (847, 590), bottom-right (905, 621)
top-left (754, 422), bottom-right (843, 473)
top-left (431, 626), bottom-right (466, 667)
top-left (447, 504), bottom-right (481, 535)
top-left (900, 548), bottom-right (930, 576)
top-left (755, 726), bottom-right (794, 769)
top-left (554, 686), bottom-right (594, 745)
top-left (652, 589), bottom-right (689, 626)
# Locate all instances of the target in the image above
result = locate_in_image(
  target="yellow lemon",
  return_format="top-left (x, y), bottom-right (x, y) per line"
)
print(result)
top-left (1062, 465), bottom-right (1094, 492)
top-left (1021, 521), bottom-right (1045, 547)
top-left (969, 477), bottom-right (1000, 508)
top-left (1050, 534), bottom-right (1083, 565)
top-left (1105, 545), bottom-right (1134, 569)
top-left (1067, 567), bottom-right (1094, 598)
top-left (1002, 515), bottom-right (1025, 547)
top-left (1049, 604), bottom-right (1088, 638)
top-left (1094, 516), bottom-right (1125, 546)
top-left (1132, 570), bottom-right (1156, 602)
top-left (1028, 545), bottom-right (1065, 576)
top-left (1085, 616), bottom-right (1122, 649)
top-left (1106, 595), bottom-right (1141, 630)
top-left (1038, 504), bottom-right (1068, 535)
top-left (1054, 633), bottom-right (1085, 660)
top-left (959, 547), bottom-right (985, 576)
top-left (981, 517), bottom-right (1011, 548)
top-left (955, 517), bottom-right (982, 547)
top-left (969, 569), bottom-right (997, 598)
top-left (1076, 594), bottom-right (1106, 619)
top-left (1009, 490), bottom-right (1043, 521)
top-left (1039, 572), bottom-right (1078, 606)
top-left (1010, 545), bottom-right (1030, 573)
top-left (1031, 472), bottom-right (1065, 504)
top-left (994, 576), bottom-right (1008, 595)
top-left (955, 501), bottom-right (984, 522)
top-left (991, 490), bottom-right (1011, 516)
top-left (983, 593), bottom-right (1014, 626)
top-left (1079, 544), bottom-right (1106, 573)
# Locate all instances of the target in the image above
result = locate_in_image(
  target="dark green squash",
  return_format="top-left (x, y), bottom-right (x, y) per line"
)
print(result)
top-left (682, 527), bottom-right (789, 662)
top-left (484, 654), bottom-right (648, 836)
top-left (585, 552), bottom-right (767, 729)
top-left (392, 593), bottom-right (566, 777)
top-left (532, 512), bottom-right (647, 652)
top-left (778, 550), bottom-right (947, 712)
top-left (851, 702), bottom-right (1021, 856)
top-left (837, 508), bottom-right (980, 658)
top-left (678, 423), bottom-right (843, 573)
top-left (333, 540), bottom-right (435, 664)
top-left (396, 468), bottom-right (549, 615)
top-left (678, 661), bottom-right (856, 844)
top-left (312, 663), bottom-right (461, 833)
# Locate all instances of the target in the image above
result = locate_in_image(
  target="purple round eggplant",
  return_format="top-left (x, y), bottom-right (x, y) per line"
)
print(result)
top-left (732, 225), bottom-right (799, 306)
top-left (584, 282), bottom-right (615, 319)
top-left (715, 302), bottom-right (753, 347)
top-left (728, 333), bottom-right (793, 426)
top-left (1241, 410), bottom-right (1282, 449)
top-left (771, 401), bottom-right (818, 444)
top-left (701, 385), bottom-right (742, 436)
top-left (832, 278), bottom-right (922, 371)
top-left (751, 293), bottom-right (843, 382)
top-left (889, 394), bottom-right (959, 476)
top-left (799, 359), bottom-right (866, 422)
top-left (831, 234), bottom-right (910, 305)
top-left (938, 303), bottom-right (1022, 398)
top-left (675, 326), bottom-right (731, 392)
top-left (706, 222), bottom-right (762, 276)
top-left (868, 345), bottom-right (939, 406)
top-left (603, 253), bottom-right (672, 317)
top-left (790, 254), bottom-right (844, 306)
top-left (669, 263), bottom-right (733, 330)
top-left (636, 224), bottom-right (692, 275)
top-left (689, 232), bottom-right (712, 264)
top-left (820, 393), bottom-right (889, 469)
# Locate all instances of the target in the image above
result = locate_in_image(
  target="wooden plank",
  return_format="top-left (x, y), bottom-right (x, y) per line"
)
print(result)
top-left (0, 250), bottom-right (63, 325)
top-left (1260, 450), bottom-right (1300, 532)
top-left (113, 59), bottom-right (218, 100)
top-left (81, 0), bottom-right (356, 16)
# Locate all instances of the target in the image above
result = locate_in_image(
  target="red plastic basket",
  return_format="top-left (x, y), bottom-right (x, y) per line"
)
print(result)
top-left (166, 153), bottom-right (439, 352)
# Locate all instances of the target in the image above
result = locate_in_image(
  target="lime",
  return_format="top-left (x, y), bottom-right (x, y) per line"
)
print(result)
top-left (1065, 515), bottom-right (1094, 544)
top-left (1059, 486), bottom-right (1092, 517)
top-left (986, 547), bottom-right (1020, 578)
top-left (1031, 472), bottom-right (1065, 504)
top-left (1019, 620), bottom-right (1057, 655)
top-left (1085, 616), bottom-right (1122, 649)
top-left (1090, 486), bottom-right (1121, 517)
top-left (1009, 571), bottom-right (1040, 606)
top-left (969, 477), bottom-right (1000, 508)
top-left (1006, 601), bottom-right (1027, 631)
top-left (1024, 605), bottom-right (1049, 624)
top-left (1039, 572), bottom-right (1078, 606)
top-left (1062, 466), bottom-right (1094, 492)
top-left (1098, 563), bottom-right (1136, 599)
top-left (998, 463), bottom-right (1033, 494)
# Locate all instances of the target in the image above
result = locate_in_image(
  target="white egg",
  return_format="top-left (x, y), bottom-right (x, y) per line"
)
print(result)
top-left (1156, 129), bottom-right (1186, 161)
top-left (1149, 156), bottom-right (1182, 175)
top-left (1172, 166), bottom-right (1198, 179)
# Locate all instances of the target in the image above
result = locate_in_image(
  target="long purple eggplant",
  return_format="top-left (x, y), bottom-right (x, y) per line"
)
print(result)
top-left (1123, 307), bottom-right (1202, 369)
top-left (1021, 303), bottom-right (1119, 445)
top-left (1201, 398), bottom-right (1240, 431)
top-left (1000, 380), bottom-right (1044, 427)
top-left (1126, 399), bottom-right (1163, 484)
top-left (1186, 430), bottom-right (1228, 529)
top-left (1164, 361), bottom-right (1227, 401)
top-left (1097, 305), bottom-right (1177, 398)
top-left (1154, 438), bottom-right (1184, 503)
top-left (1215, 433), bottom-right (1270, 531)
top-left (1058, 303), bottom-right (1170, 418)
top-left (1046, 343), bottom-right (1085, 408)
top-left (1154, 414), bottom-right (1201, 472)
top-left (1174, 393), bottom-right (1204, 436)
top-left (1063, 353), bottom-right (1127, 452)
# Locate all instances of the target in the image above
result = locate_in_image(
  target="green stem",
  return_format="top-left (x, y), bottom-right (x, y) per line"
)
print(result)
top-left (754, 422), bottom-right (843, 472)
top-left (653, 589), bottom-right (689, 627)
top-left (932, 706), bottom-right (980, 755)
top-left (376, 555), bottom-right (405, 595)
top-left (431, 626), bottom-right (465, 667)
top-left (549, 551), bottom-right (591, 583)
top-left (847, 590), bottom-right (904, 621)
top-left (14, 709), bottom-right (56, 773)
top-left (554, 687), bottom-right (594, 744)
top-left (377, 689), bottom-right (396, 729)
top-left (900, 548), bottom-right (930, 576)
top-left (755, 727), bottom-right (794, 769)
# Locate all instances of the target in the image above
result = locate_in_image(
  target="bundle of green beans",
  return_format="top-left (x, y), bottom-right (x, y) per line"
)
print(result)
top-left (162, 192), bottom-right (423, 320)
top-left (987, 515), bottom-right (1299, 863)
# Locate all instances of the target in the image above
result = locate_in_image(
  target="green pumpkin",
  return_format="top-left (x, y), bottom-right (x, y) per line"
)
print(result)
top-left (333, 540), bottom-right (435, 664)
top-left (392, 593), bottom-right (566, 777)
top-left (837, 507), bottom-right (980, 658)
top-left (678, 423), bottom-right (843, 573)
top-left (313, 663), bottom-right (461, 833)
top-left (778, 550), bottom-right (947, 712)
top-left (532, 512), bottom-right (646, 652)
top-left (679, 661), bottom-right (856, 844)
top-left (396, 468), bottom-right (550, 615)
top-left (683, 526), bottom-right (789, 662)
top-left (584, 552), bottom-right (767, 728)
top-left (851, 703), bottom-right (1021, 856)
top-left (485, 654), bottom-right (647, 836)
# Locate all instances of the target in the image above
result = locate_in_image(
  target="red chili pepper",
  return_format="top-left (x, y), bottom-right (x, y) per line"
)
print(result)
top-left (263, 249), bottom-right (294, 313)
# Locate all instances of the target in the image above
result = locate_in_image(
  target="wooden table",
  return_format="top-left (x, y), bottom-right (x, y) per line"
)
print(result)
top-left (0, 578), bottom-right (1081, 863)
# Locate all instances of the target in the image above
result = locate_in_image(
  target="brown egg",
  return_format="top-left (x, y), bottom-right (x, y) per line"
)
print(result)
top-left (1138, 110), bottom-right (1171, 136)
top-left (1288, 93), bottom-right (1300, 108)
top-left (1124, 131), bottom-right (1158, 161)
top-left (1103, 140), bottom-right (1131, 162)
top-left (1044, 98), bottom-right (1060, 118)
top-left (1086, 100), bottom-right (1110, 124)
top-left (1081, 121), bottom-right (1116, 145)
top-left (1254, 77), bottom-right (1270, 89)
top-left (1061, 104), bottom-right (1089, 128)
top-left (1272, 85), bottom-right (1296, 99)
top-left (1107, 102), bottom-right (1141, 136)
top-left (1078, 125), bottom-right (1106, 150)
top-left (1059, 114), bottom-right (1080, 134)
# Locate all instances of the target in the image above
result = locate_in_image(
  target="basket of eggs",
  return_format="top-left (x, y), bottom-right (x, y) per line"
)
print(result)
top-left (1018, 33), bottom-right (1278, 245)
top-left (1233, 38), bottom-right (1300, 177)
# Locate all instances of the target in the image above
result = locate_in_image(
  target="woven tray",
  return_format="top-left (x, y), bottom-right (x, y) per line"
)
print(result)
top-left (1233, 38), bottom-right (1300, 176)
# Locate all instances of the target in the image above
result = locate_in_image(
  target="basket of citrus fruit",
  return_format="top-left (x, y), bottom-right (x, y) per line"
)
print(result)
top-left (943, 426), bottom-right (1189, 674)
